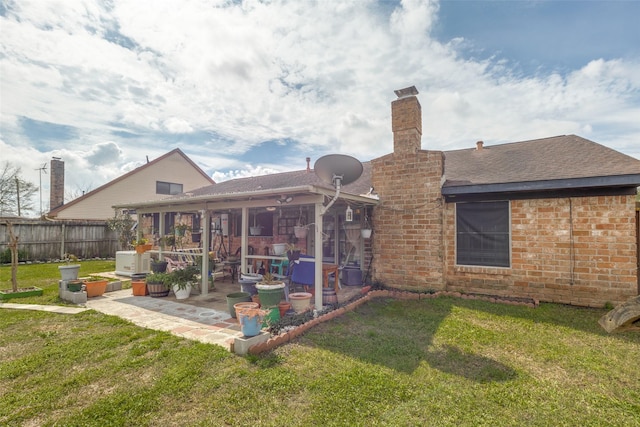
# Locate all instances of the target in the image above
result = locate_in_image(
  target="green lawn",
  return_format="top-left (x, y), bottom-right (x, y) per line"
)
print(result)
top-left (0, 260), bottom-right (117, 305)
top-left (1, 263), bottom-right (639, 426)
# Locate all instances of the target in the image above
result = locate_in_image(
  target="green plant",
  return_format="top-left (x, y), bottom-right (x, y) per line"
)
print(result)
top-left (173, 223), bottom-right (189, 235)
top-left (158, 235), bottom-right (176, 249)
top-left (63, 253), bottom-right (78, 264)
top-left (167, 265), bottom-right (199, 290)
top-left (132, 237), bottom-right (149, 246)
top-left (106, 211), bottom-right (136, 250)
top-left (259, 271), bottom-right (282, 285)
top-left (145, 272), bottom-right (171, 288)
top-left (0, 248), bottom-right (29, 264)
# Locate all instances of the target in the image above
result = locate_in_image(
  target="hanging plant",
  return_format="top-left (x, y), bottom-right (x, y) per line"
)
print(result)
top-left (250, 212), bottom-right (263, 235)
top-left (361, 214), bottom-right (372, 239)
top-left (294, 207), bottom-right (308, 238)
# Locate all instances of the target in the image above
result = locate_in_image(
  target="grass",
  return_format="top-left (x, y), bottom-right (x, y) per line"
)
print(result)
top-left (1, 263), bottom-right (639, 426)
top-left (0, 260), bottom-right (117, 305)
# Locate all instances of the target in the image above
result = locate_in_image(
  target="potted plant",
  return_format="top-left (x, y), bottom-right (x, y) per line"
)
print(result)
top-left (133, 237), bottom-right (152, 254)
top-left (236, 305), bottom-right (269, 337)
top-left (131, 275), bottom-right (148, 296)
top-left (174, 223), bottom-right (189, 237)
top-left (58, 253), bottom-right (80, 281)
top-left (255, 272), bottom-right (286, 308)
top-left (66, 279), bottom-right (84, 292)
top-left (361, 215), bottom-right (372, 239)
top-left (83, 276), bottom-right (108, 297)
top-left (289, 292), bottom-right (313, 313)
top-left (145, 272), bottom-right (170, 297)
top-left (150, 257), bottom-right (168, 273)
top-left (249, 213), bottom-right (263, 236)
top-left (168, 265), bottom-right (199, 300)
top-left (293, 207), bottom-right (308, 238)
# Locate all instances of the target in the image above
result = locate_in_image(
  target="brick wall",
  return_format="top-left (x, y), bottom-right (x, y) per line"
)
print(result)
top-left (371, 90), bottom-right (447, 290)
top-left (443, 195), bottom-right (638, 307)
top-left (371, 150), bottom-right (446, 290)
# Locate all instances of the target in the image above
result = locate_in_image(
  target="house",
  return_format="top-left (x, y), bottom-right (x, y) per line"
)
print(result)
top-left (47, 149), bottom-right (215, 221)
top-left (116, 87), bottom-right (640, 308)
top-left (371, 86), bottom-right (640, 307)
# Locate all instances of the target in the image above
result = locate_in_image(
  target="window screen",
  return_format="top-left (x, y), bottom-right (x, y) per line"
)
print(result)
top-left (456, 201), bottom-right (510, 267)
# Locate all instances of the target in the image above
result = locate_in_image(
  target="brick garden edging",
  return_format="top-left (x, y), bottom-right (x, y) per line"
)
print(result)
top-left (247, 288), bottom-right (540, 355)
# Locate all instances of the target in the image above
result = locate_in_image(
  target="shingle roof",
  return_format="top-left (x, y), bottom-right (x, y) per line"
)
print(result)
top-left (442, 135), bottom-right (640, 188)
top-left (181, 161), bottom-right (372, 198)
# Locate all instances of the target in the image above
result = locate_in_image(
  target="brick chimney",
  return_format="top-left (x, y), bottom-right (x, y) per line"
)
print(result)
top-left (50, 157), bottom-right (64, 210)
top-left (392, 86), bottom-right (422, 155)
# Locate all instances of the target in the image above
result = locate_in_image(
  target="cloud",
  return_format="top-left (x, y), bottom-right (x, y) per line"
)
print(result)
top-left (0, 0), bottom-right (638, 212)
top-left (86, 142), bottom-right (123, 166)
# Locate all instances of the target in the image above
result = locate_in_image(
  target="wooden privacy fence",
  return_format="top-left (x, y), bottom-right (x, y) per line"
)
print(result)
top-left (0, 219), bottom-right (119, 261)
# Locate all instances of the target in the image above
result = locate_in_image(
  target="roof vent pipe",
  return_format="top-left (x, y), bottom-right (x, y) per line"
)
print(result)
top-left (476, 141), bottom-right (484, 150)
top-left (306, 157), bottom-right (311, 172)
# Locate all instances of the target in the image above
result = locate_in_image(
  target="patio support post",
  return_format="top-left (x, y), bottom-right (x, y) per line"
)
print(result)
top-left (241, 207), bottom-right (249, 275)
top-left (158, 213), bottom-right (165, 260)
top-left (314, 202), bottom-right (324, 310)
top-left (201, 210), bottom-right (210, 295)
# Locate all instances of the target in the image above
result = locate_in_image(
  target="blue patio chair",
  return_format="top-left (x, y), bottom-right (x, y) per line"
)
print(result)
top-left (290, 254), bottom-right (315, 293)
top-left (270, 258), bottom-right (289, 276)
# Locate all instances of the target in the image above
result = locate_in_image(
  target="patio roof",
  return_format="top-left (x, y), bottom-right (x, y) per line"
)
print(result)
top-left (114, 161), bottom-right (378, 214)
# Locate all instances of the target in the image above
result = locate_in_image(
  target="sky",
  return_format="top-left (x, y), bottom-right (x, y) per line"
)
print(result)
top-left (1, 0), bottom-right (639, 215)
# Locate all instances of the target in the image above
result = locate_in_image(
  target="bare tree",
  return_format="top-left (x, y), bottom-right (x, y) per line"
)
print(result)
top-left (65, 183), bottom-right (93, 203)
top-left (0, 162), bottom-right (38, 217)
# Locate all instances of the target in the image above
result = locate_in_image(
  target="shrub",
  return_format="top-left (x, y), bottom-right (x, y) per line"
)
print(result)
top-left (0, 248), bottom-right (30, 263)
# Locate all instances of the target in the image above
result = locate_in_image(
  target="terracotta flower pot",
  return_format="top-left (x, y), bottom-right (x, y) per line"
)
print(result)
top-left (132, 280), bottom-right (148, 296)
top-left (278, 301), bottom-right (291, 317)
top-left (84, 279), bottom-right (108, 297)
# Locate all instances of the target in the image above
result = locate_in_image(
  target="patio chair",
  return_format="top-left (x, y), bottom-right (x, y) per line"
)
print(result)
top-left (270, 258), bottom-right (289, 276)
top-left (165, 257), bottom-right (187, 273)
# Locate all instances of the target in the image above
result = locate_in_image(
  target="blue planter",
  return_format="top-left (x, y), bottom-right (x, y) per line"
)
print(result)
top-left (239, 313), bottom-right (262, 337)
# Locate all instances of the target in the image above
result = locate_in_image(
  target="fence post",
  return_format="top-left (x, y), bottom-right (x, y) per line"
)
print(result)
top-left (60, 223), bottom-right (66, 259)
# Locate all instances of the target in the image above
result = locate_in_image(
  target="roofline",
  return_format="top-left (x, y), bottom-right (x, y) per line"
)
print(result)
top-left (113, 185), bottom-right (379, 212)
top-left (441, 174), bottom-right (640, 196)
top-left (48, 148), bottom-right (214, 216)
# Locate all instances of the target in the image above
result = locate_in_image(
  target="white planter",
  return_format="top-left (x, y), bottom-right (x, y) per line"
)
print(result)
top-left (250, 226), bottom-right (263, 236)
top-left (361, 229), bottom-right (372, 239)
top-left (172, 283), bottom-right (192, 300)
top-left (255, 282), bottom-right (286, 291)
top-left (294, 226), bottom-right (308, 238)
top-left (289, 292), bottom-right (312, 313)
top-left (58, 264), bottom-right (80, 281)
top-left (272, 243), bottom-right (287, 255)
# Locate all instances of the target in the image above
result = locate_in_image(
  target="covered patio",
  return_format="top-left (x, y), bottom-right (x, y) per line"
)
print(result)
top-left (114, 160), bottom-right (378, 311)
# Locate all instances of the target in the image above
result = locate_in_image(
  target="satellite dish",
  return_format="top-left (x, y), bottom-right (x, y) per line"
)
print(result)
top-left (314, 154), bottom-right (363, 214)
top-left (314, 154), bottom-right (363, 187)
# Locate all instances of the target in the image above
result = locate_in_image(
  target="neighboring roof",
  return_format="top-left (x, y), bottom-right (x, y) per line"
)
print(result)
top-left (49, 148), bottom-right (214, 216)
top-left (442, 135), bottom-right (640, 196)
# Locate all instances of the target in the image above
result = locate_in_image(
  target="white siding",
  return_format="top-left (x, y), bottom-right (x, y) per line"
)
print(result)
top-left (54, 152), bottom-right (212, 220)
